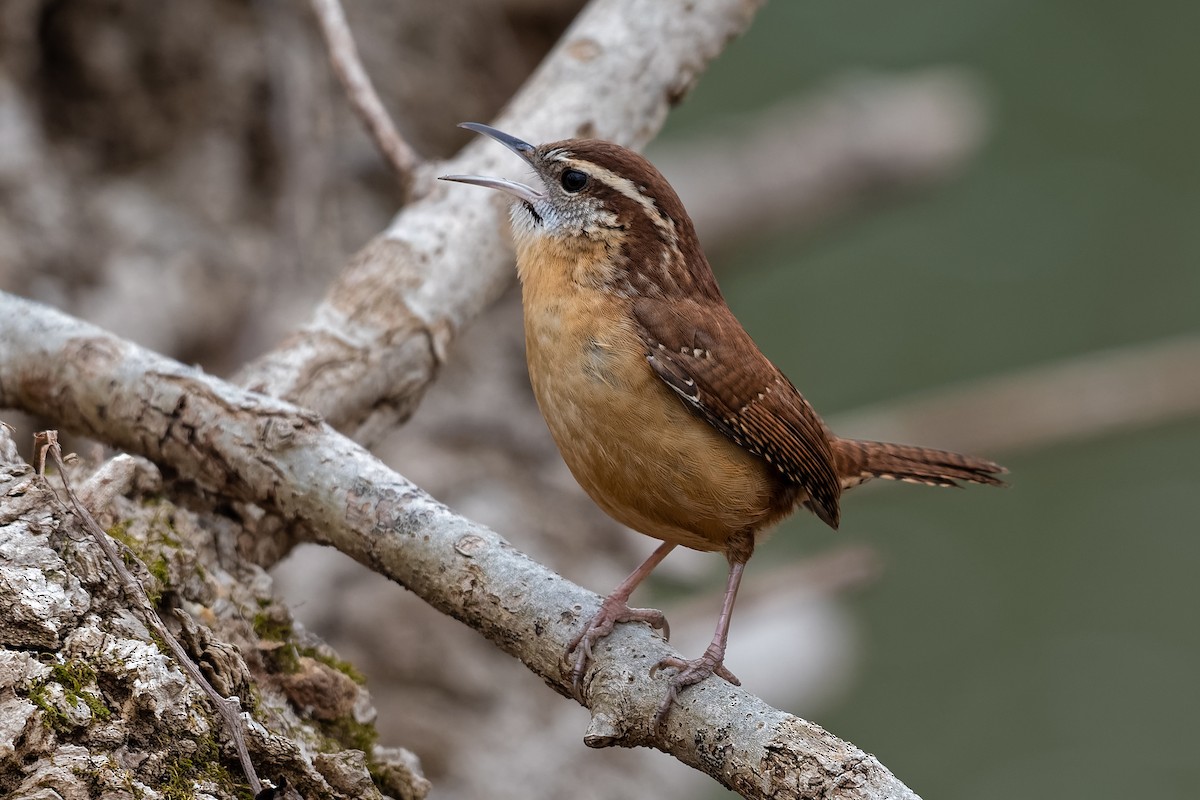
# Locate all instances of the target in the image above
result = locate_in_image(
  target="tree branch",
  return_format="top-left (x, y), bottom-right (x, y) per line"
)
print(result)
top-left (309, 0), bottom-right (421, 194)
top-left (0, 292), bottom-right (920, 800)
top-left (235, 0), bottom-right (767, 444)
top-left (655, 68), bottom-right (987, 252)
top-left (831, 334), bottom-right (1200, 455)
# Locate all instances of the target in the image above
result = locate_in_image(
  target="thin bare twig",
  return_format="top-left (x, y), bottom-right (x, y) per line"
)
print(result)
top-left (33, 431), bottom-right (266, 797)
top-left (309, 0), bottom-right (421, 194)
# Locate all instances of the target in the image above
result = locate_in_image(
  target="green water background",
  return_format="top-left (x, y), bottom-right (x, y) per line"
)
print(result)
top-left (656, 1), bottom-right (1200, 797)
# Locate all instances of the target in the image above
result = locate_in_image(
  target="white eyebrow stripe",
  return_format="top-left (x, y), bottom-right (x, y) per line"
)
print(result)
top-left (562, 160), bottom-right (675, 238)
top-left (556, 154), bottom-right (686, 294)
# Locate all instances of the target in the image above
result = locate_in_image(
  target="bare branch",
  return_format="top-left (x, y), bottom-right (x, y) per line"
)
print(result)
top-left (0, 291), bottom-right (921, 800)
top-left (831, 334), bottom-right (1200, 456)
top-left (236, 0), bottom-right (768, 444)
top-left (308, 0), bottom-right (421, 193)
top-left (76, 452), bottom-right (160, 511)
top-left (656, 68), bottom-right (988, 252)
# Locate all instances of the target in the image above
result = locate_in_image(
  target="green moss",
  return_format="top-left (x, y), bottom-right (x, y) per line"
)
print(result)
top-left (74, 756), bottom-right (142, 798)
top-left (302, 647), bottom-right (367, 686)
top-left (319, 712), bottom-right (379, 755)
top-left (152, 509), bottom-right (182, 549)
top-left (253, 609), bottom-right (303, 675)
top-left (251, 611), bottom-right (294, 644)
top-left (105, 516), bottom-right (172, 605)
top-left (263, 643), bottom-right (301, 675)
top-left (63, 698), bottom-right (257, 800)
top-left (27, 659), bottom-right (111, 732)
top-left (50, 659), bottom-right (95, 692)
top-left (148, 630), bottom-right (172, 657)
top-left (71, 729), bottom-right (255, 800)
top-left (106, 519), bottom-right (134, 547)
top-left (27, 680), bottom-right (69, 732)
top-left (72, 764), bottom-right (110, 796)
top-left (160, 735), bottom-right (249, 800)
top-left (150, 555), bottom-right (170, 583)
top-left (243, 684), bottom-right (263, 716)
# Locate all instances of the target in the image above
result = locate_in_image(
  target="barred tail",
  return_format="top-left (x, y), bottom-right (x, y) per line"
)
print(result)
top-left (833, 438), bottom-right (1007, 489)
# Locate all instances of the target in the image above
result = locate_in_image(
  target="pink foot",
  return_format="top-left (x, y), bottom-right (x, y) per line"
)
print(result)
top-left (568, 598), bottom-right (669, 702)
top-left (649, 643), bottom-right (740, 729)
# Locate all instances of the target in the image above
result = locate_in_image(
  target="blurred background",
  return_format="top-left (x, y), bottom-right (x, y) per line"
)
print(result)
top-left (661, 1), bottom-right (1200, 798)
top-left (2, 0), bottom-right (1197, 798)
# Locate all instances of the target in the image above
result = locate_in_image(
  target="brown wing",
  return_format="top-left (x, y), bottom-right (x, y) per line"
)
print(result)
top-left (633, 297), bottom-right (842, 528)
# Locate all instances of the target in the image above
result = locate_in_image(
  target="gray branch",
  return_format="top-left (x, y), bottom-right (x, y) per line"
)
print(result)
top-left (0, 292), bottom-right (921, 800)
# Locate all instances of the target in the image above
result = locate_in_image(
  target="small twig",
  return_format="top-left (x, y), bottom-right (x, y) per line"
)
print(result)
top-left (309, 0), bottom-right (420, 194)
top-left (33, 431), bottom-right (265, 796)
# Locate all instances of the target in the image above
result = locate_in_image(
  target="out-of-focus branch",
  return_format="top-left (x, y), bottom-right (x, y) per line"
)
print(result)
top-left (236, 0), bottom-right (768, 445)
top-left (0, 292), bottom-right (921, 800)
top-left (831, 334), bottom-right (1200, 456)
top-left (309, 0), bottom-right (421, 194)
top-left (654, 68), bottom-right (988, 252)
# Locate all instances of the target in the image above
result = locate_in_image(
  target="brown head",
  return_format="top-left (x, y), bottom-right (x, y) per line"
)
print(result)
top-left (442, 123), bottom-right (721, 300)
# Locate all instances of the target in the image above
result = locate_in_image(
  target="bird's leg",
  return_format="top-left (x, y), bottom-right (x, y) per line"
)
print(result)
top-left (569, 541), bottom-right (676, 701)
top-left (651, 557), bottom-right (746, 729)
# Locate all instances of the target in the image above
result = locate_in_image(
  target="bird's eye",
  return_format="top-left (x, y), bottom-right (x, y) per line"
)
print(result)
top-left (560, 169), bottom-right (589, 193)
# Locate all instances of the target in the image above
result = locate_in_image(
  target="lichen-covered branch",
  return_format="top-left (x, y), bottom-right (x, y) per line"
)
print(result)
top-left (35, 434), bottom-right (262, 793)
top-left (0, 292), bottom-right (920, 800)
top-left (0, 410), bottom-right (428, 799)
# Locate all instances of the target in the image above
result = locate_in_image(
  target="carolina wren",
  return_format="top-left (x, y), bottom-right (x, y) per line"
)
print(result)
top-left (442, 123), bottom-right (1005, 726)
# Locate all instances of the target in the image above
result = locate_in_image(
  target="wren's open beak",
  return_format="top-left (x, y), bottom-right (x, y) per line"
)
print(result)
top-left (439, 123), bottom-right (544, 204)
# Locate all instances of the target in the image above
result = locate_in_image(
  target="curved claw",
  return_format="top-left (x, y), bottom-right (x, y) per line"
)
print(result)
top-left (567, 603), bottom-right (669, 703)
top-left (650, 647), bottom-right (740, 730)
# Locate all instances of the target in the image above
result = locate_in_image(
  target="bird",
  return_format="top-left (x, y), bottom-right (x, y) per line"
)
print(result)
top-left (441, 122), bottom-right (1005, 728)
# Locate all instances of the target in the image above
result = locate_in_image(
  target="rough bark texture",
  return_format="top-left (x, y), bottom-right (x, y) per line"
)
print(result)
top-left (0, 293), bottom-right (921, 800)
top-left (0, 432), bottom-right (429, 799)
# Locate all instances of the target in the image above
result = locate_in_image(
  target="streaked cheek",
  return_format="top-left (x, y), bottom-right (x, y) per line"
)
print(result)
top-left (509, 206), bottom-right (542, 245)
